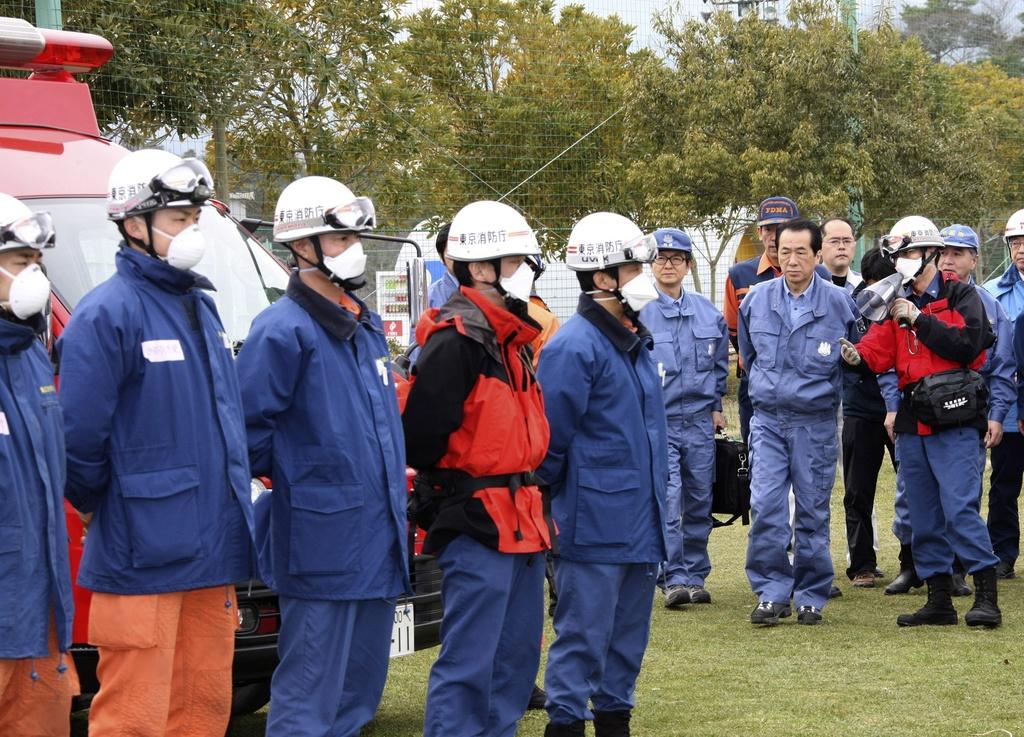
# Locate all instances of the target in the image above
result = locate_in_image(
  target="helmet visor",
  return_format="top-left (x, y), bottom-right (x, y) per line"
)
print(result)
top-left (1, 212), bottom-right (55, 250)
top-left (622, 233), bottom-right (658, 264)
top-left (120, 158), bottom-right (214, 216)
top-left (880, 234), bottom-right (910, 257)
top-left (324, 197), bottom-right (376, 233)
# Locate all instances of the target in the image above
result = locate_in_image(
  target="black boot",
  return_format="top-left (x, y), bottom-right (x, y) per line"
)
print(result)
top-left (951, 572), bottom-right (973, 597)
top-left (965, 567), bottom-right (1001, 628)
top-left (884, 545), bottom-right (923, 595)
top-left (896, 574), bottom-right (958, 627)
top-left (528, 685), bottom-right (547, 710)
top-left (545, 721), bottom-right (585, 737)
top-left (593, 710), bottom-right (631, 737)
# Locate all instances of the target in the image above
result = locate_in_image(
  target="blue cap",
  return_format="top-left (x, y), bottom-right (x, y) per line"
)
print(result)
top-left (940, 224), bottom-right (979, 251)
top-left (757, 196), bottom-right (799, 226)
top-left (652, 228), bottom-right (692, 253)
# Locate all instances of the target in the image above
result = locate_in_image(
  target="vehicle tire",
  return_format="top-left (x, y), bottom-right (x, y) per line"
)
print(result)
top-left (230, 680), bottom-right (271, 716)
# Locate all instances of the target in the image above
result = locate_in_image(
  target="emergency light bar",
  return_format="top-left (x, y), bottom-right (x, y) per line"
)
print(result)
top-left (0, 17), bottom-right (112, 75)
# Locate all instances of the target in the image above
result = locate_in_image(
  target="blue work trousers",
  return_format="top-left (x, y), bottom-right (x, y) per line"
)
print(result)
top-left (988, 431), bottom-right (1024, 567)
top-left (544, 560), bottom-right (656, 725)
top-left (745, 413), bottom-right (837, 610)
top-left (664, 414), bottom-right (715, 587)
top-left (423, 534), bottom-right (544, 737)
top-left (896, 429), bottom-right (999, 579)
top-left (266, 597), bottom-right (395, 737)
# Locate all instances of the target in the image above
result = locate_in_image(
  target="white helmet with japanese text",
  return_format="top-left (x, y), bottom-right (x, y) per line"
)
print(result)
top-left (445, 201), bottom-right (540, 262)
top-left (565, 212), bottom-right (656, 272)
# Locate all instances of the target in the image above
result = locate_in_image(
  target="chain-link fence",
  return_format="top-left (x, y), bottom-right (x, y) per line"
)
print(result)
top-left (3, 0), bottom-right (1022, 319)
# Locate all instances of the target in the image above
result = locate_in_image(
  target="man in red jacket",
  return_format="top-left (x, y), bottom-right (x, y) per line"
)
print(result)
top-left (841, 216), bottom-right (1001, 628)
top-left (402, 200), bottom-right (551, 737)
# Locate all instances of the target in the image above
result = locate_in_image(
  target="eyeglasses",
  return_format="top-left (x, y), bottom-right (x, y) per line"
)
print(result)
top-left (1008, 238), bottom-right (1024, 252)
top-left (654, 254), bottom-right (689, 265)
top-left (824, 238), bottom-right (856, 247)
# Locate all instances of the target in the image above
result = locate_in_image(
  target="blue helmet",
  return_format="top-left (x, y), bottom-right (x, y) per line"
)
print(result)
top-left (940, 224), bottom-right (979, 252)
top-left (652, 227), bottom-right (692, 253)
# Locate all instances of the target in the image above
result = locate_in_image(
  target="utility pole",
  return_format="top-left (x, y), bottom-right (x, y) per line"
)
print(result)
top-left (842, 0), bottom-right (867, 261)
top-left (35, 0), bottom-right (62, 30)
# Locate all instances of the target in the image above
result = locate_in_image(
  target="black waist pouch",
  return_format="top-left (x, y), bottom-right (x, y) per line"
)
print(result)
top-left (908, 368), bottom-right (988, 430)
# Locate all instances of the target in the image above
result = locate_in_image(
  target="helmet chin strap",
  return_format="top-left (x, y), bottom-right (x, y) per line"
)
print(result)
top-left (121, 214), bottom-right (160, 259)
top-left (303, 235), bottom-right (366, 291)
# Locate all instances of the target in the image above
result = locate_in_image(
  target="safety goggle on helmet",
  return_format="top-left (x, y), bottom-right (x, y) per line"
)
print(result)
top-left (594, 232), bottom-right (659, 269)
top-left (323, 197), bottom-right (376, 233)
top-left (116, 158), bottom-right (214, 219)
top-left (0, 211), bottom-right (55, 253)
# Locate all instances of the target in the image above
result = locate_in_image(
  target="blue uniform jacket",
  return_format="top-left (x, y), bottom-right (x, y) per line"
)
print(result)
top-left (537, 294), bottom-right (668, 564)
top-left (985, 265), bottom-right (1024, 324)
top-left (59, 247), bottom-right (254, 594)
top-left (237, 274), bottom-right (410, 601)
top-left (428, 270), bottom-right (459, 309)
top-left (640, 289), bottom-right (728, 418)
top-left (0, 315), bottom-right (74, 657)
top-left (975, 286), bottom-right (1017, 427)
top-left (738, 274), bottom-right (859, 418)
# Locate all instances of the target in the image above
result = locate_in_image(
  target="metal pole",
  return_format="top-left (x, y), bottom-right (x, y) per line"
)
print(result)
top-left (35, 0), bottom-right (62, 30)
top-left (842, 0), bottom-right (867, 262)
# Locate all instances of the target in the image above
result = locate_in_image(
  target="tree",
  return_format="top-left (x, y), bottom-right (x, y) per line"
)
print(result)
top-left (624, 0), bottom-right (1004, 302)
top-left (900, 0), bottom-right (1023, 74)
top-left (395, 0), bottom-right (641, 246)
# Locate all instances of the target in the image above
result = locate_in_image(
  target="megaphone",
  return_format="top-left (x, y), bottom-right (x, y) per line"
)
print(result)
top-left (855, 272), bottom-right (908, 324)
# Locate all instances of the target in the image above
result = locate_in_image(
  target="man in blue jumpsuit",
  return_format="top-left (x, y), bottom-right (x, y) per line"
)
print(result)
top-left (0, 194), bottom-right (78, 736)
top-left (640, 228), bottom-right (728, 608)
top-left (983, 208), bottom-right (1024, 579)
top-left (59, 149), bottom-right (255, 736)
top-left (538, 212), bottom-right (667, 737)
top-left (739, 219), bottom-right (858, 625)
top-left (937, 224), bottom-right (1016, 596)
top-left (236, 176), bottom-right (410, 737)
top-left (427, 222), bottom-right (457, 308)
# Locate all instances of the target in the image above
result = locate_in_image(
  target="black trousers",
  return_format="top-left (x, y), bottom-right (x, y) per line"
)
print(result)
top-left (988, 431), bottom-right (1024, 567)
top-left (842, 415), bottom-right (895, 578)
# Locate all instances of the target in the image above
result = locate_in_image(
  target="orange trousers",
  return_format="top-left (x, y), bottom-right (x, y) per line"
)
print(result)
top-left (87, 586), bottom-right (238, 737)
top-left (0, 614), bottom-right (80, 737)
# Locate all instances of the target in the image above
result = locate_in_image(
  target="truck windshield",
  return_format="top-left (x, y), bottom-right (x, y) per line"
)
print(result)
top-left (27, 197), bottom-right (289, 342)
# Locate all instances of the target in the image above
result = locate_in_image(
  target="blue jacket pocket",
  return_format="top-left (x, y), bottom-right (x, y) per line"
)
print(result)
top-left (288, 483), bottom-right (364, 575)
top-left (573, 466), bottom-right (639, 547)
top-left (119, 465), bottom-right (203, 569)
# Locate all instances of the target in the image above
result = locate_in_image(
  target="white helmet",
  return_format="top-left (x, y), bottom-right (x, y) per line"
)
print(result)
top-left (565, 212), bottom-right (656, 272)
top-left (1004, 208), bottom-right (1024, 243)
top-left (107, 149), bottom-right (213, 221)
top-left (880, 215), bottom-right (944, 259)
top-left (445, 201), bottom-right (540, 262)
top-left (273, 176), bottom-right (376, 244)
top-left (0, 193), bottom-right (54, 255)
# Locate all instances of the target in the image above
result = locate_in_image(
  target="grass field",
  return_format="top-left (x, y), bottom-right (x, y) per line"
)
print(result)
top-left (217, 458), bottom-right (1024, 737)
top-left (71, 391), bottom-right (1024, 737)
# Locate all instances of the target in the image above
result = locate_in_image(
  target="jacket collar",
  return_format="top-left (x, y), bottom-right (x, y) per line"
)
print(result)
top-left (994, 264), bottom-right (1024, 293)
top-left (654, 288), bottom-right (693, 317)
top-left (416, 287), bottom-right (540, 363)
top-left (285, 271), bottom-right (374, 342)
top-left (769, 273), bottom-right (831, 330)
top-left (757, 253), bottom-right (780, 277)
top-left (0, 313), bottom-right (43, 355)
top-left (577, 293), bottom-right (652, 355)
top-left (116, 245), bottom-right (215, 295)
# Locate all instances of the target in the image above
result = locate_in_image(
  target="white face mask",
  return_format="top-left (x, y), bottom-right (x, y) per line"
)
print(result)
top-left (153, 224), bottom-right (206, 271)
top-left (895, 256), bottom-right (923, 281)
top-left (618, 272), bottom-right (659, 312)
top-left (500, 261), bottom-right (534, 302)
top-left (322, 242), bottom-right (367, 283)
top-left (0, 263), bottom-right (50, 319)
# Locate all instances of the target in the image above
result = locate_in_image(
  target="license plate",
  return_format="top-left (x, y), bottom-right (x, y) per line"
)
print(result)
top-left (390, 602), bottom-right (415, 658)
